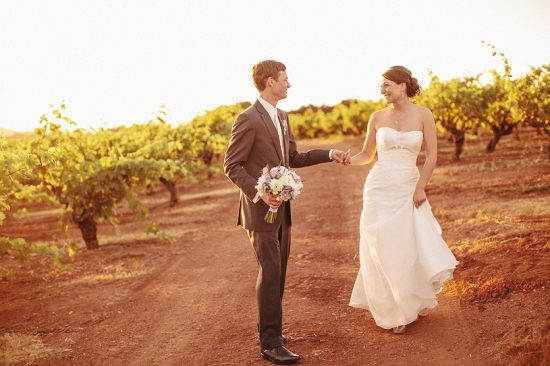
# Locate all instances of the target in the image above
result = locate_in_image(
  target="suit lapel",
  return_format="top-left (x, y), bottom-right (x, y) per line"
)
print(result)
top-left (255, 101), bottom-right (284, 164)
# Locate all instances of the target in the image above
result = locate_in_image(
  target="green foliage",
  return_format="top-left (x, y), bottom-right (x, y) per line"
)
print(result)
top-left (1, 130), bottom-right (68, 275)
top-left (417, 73), bottom-right (484, 160)
top-left (144, 222), bottom-right (175, 243)
top-left (513, 63), bottom-right (550, 156)
top-left (419, 73), bottom-right (484, 133)
top-left (181, 102), bottom-right (249, 176)
top-left (417, 43), bottom-right (548, 158)
top-left (514, 64), bottom-right (550, 131)
top-left (26, 104), bottom-right (199, 248)
top-left (2, 101), bottom-right (246, 256)
top-left (289, 99), bottom-right (384, 139)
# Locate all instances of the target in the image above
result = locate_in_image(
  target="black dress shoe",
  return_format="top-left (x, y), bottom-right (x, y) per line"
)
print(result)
top-left (261, 346), bottom-right (300, 364)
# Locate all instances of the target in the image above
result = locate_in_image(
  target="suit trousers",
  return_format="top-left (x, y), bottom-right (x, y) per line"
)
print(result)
top-left (246, 218), bottom-right (291, 350)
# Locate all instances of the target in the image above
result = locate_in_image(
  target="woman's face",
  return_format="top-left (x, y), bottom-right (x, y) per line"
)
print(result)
top-left (380, 77), bottom-right (403, 103)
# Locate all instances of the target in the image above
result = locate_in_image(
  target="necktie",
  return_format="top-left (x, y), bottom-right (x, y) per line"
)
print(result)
top-left (272, 113), bottom-right (285, 162)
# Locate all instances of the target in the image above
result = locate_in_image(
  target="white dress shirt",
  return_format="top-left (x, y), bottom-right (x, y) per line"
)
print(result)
top-left (258, 97), bottom-right (285, 161)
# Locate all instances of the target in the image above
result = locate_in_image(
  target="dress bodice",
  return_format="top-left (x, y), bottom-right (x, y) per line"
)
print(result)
top-left (375, 127), bottom-right (423, 168)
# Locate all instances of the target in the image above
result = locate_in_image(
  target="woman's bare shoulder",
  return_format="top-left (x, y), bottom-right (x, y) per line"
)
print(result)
top-left (371, 108), bottom-right (390, 120)
top-left (414, 104), bottom-right (433, 116)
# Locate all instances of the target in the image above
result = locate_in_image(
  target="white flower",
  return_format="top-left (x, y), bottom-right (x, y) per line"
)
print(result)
top-left (279, 174), bottom-right (294, 186)
top-left (269, 179), bottom-right (283, 193)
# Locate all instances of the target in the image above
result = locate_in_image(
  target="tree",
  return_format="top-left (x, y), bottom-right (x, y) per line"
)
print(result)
top-left (111, 106), bottom-right (197, 206)
top-left (481, 42), bottom-right (520, 152)
top-left (29, 104), bottom-right (191, 249)
top-left (514, 64), bottom-right (550, 157)
top-left (418, 73), bottom-right (484, 161)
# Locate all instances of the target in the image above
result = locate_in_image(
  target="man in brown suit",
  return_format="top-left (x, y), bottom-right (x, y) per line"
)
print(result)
top-left (224, 60), bottom-right (348, 364)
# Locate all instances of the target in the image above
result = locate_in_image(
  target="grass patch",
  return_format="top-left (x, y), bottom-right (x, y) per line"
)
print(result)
top-left (443, 276), bottom-right (512, 303)
top-left (448, 238), bottom-right (489, 255)
top-left (484, 182), bottom-right (550, 195)
top-left (490, 323), bottom-right (550, 366)
top-left (0, 332), bottom-right (52, 365)
top-left (64, 260), bottom-right (151, 285)
top-left (453, 210), bottom-right (513, 225)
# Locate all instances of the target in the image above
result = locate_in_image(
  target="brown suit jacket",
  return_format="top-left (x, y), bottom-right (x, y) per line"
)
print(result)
top-left (224, 100), bottom-right (331, 231)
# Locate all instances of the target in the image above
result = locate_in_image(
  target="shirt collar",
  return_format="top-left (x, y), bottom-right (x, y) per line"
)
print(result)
top-left (257, 97), bottom-right (277, 119)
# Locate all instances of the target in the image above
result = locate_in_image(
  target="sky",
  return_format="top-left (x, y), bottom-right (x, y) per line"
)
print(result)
top-left (1, 0), bottom-right (549, 132)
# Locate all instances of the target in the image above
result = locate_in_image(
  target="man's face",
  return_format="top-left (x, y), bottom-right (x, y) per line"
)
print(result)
top-left (271, 71), bottom-right (290, 100)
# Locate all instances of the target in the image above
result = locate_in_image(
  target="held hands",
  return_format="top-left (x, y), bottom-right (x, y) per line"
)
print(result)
top-left (331, 149), bottom-right (351, 165)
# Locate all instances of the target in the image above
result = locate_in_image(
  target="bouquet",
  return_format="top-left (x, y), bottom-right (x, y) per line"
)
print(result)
top-left (255, 165), bottom-right (303, 223)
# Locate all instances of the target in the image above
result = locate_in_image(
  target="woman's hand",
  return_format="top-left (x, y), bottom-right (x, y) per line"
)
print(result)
top-left (413, 187), bottom-right (427, 208)
top-left (342, 149), bottom-right (351, 165)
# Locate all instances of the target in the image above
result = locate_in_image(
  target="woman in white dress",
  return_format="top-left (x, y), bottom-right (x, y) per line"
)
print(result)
top-left (346, 66), bottom-right (458, 334)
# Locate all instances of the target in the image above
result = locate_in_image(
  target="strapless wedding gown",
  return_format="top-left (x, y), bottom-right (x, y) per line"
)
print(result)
top-left (349, 127), bottom-right (458, 329)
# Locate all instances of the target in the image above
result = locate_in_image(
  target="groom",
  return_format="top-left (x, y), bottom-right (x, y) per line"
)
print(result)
top-left (224, 60), bottom-right (348, 364)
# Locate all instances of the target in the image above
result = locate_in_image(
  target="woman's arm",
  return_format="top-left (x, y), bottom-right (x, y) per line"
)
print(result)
top-left (413, 108), bottom-right (438, 208)
top-left (348, 112), bottom-right (379, 166)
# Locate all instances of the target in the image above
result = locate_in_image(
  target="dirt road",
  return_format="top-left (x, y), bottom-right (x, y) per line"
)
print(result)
top-left (1, 136), bottom-right (549, 365)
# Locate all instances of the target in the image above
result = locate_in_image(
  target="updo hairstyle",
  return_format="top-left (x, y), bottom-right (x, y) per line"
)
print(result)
top-left (382, 66), bottom-right (422, 97)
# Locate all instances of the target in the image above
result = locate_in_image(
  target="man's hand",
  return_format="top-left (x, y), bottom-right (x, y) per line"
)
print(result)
top-left (331, 149), bottom-right (350, 165)
top-left (261, 193), bottom-right (282, 209)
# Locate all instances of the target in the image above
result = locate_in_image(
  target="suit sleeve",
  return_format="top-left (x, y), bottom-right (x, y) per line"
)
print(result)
top-left (286, 112), bottom-right (332, 168)
top-left (223, 114), bottom-right (259, 201)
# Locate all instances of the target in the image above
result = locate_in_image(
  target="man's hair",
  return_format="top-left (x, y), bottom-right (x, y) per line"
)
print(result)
top-left (252, 60), bottom-right (286, 92)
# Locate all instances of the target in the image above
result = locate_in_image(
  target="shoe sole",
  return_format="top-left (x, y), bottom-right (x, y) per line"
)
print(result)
top-left (261, 353), bottom-right (300, 365)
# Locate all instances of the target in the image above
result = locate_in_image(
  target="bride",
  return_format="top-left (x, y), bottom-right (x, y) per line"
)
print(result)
top-left (345, 66), bottom-right (458, 334)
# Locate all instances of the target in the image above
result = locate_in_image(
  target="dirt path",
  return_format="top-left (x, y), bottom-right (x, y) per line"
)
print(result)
top-left (1, 136), bottom-right (549, 365)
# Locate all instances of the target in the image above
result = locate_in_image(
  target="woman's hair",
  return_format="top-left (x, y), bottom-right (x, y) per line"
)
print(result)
top-left (382, 66), bottom-right (422, 97)
top-left (252, 60), bottom-right (286, 92)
